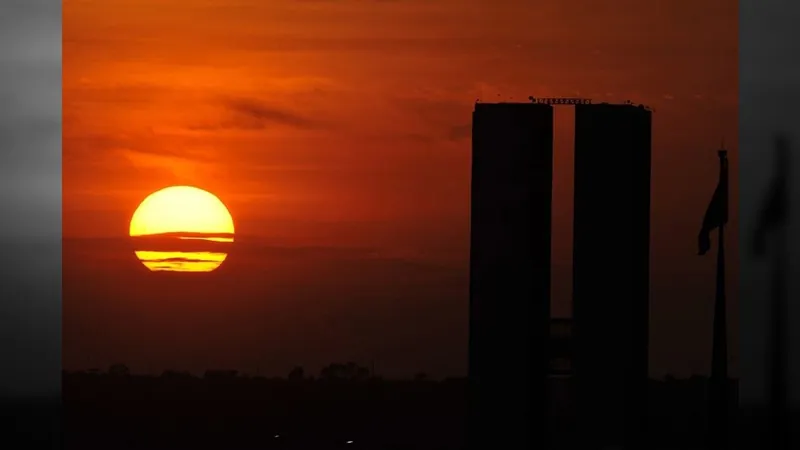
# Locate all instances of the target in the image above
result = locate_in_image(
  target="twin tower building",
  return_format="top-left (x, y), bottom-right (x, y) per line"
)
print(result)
top-left (469, 100), bottom-right (652, 449)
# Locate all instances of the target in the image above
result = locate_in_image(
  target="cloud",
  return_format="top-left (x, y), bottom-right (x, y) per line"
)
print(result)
top-left (62, 130), bottom-right (220, 180)
top-left (65, 128), bottom-right (216, 165)
top-left (113, 141), bottom-right (224, 181)
top-left (227, 97), bottom-right (319, 128)
top-left (384, 94), bottom-right (475, 143)
top-left (65, 236), bottom-right (463, 276)
top-left (447, 124), bottom-right (471, 142)
top-left (63, 234), bottom-right (469, 377)
top-left (119, 142), bottom-right (216, 164)
top-left (185, 97), bottom-right (323, 132)
top-left (291, 0), bottom-right (407, 2)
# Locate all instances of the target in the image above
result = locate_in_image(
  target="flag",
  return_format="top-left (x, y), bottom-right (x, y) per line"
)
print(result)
top-left (698, 153), bottom-right (729, 255)
top-left (752, 135), bottom-right (788, 256)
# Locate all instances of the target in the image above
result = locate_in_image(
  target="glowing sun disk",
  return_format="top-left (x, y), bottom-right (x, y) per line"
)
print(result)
top-left (129, 186), bottom-right (234, 273)
top-left (130, 186), bottom-right (235, 237)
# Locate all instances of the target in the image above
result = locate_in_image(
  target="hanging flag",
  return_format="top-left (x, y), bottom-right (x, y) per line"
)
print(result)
top-left (698, 152), bottom-right (729, 255)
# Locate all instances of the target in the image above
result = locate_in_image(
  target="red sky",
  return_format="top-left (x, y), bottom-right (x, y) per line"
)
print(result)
top-left (63, 0), bottom-right (738, 378)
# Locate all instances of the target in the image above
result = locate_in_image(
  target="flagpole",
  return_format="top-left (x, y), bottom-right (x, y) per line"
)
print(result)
top-left (709, 149), bottom-right (728, 449)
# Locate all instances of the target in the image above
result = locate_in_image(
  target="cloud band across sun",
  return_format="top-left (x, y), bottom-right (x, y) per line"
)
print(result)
top-left (129, 186), bottom-right (235, 272)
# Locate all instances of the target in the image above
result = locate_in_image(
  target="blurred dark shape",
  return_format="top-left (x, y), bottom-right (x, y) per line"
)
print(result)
top-left (107, 363), bottom-right (130, 377)
top-left (288, 366), bottom-right (305, 381)
top-left (319, 362), bottom-right (371, 381)
top-left (203, 369), bottom-right (239, 381)
top-left (752, 135), bottom-right (789, 256)
top-left (751, 134), bottom-right (790, 450)
top-left (160, 370), bottom-right (193, 380)
top-left (62, 366), bottom-right (751, 450)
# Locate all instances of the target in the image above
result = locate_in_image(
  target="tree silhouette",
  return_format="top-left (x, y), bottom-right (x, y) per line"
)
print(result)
top-left (203, 369), bottom-right (238, 380)
top-left (161, 370), bottom-right (192, 379)
top-left (288, 366), bottom-right (305, 381)
top-left (319, 362), bottom-right (370, 381)
top-left (355, 366), bottom-right (370, 381)
top-left (320, 363), bottom-right (345, 380)
top-left (108, 363), bottom-right (130, 377)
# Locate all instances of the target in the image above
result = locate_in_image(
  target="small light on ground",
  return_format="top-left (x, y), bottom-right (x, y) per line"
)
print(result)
top-left (346, 440), bottom-right (353, 444)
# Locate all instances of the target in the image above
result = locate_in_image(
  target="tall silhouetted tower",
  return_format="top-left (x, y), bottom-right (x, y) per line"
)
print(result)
top-left (572, 103), bottom-right (652, 448)
top-left (469, 102), bottom-right (553, 450)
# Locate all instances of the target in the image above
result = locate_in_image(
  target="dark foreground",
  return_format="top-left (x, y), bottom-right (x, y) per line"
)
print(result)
top-left (55, 372), bottom-right (790, 449)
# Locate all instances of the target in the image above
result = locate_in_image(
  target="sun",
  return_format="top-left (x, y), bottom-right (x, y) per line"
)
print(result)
top-left (130, 186), bottom-right (234, 237)
top-left (129, 186), bottom-right (235, 272)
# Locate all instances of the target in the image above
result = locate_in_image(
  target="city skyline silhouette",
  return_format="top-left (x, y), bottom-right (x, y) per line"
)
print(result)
top-left (62, 0), bottom-right (739, 383)
top-left (56, 1), bottom-right (743, 449)
top-left (61, 98), bottom-right (747, 450)
top-left (12, 1), bottom-right (800, 450)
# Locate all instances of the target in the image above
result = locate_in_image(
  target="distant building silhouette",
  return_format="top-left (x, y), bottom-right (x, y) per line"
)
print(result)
top-left (571, 103), bottom-right (652, 448)
top-left (468, 102), bottom-right (554, 450)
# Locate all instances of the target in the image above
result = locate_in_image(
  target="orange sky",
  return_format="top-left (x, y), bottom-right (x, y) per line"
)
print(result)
top-left (63, 0), bottom-right (738, 378)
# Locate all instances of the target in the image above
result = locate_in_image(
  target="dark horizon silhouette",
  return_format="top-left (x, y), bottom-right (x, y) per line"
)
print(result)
top-left (57, 98), bottom-right (748, 450)
top-left (58, 4), bottom-right (740, 450)
top-left (6, 2), bottom-right (782, 450)
top-left (56, 133), bottom-right (796, 450)
top-left (62, 363), bottom-right (746, 450)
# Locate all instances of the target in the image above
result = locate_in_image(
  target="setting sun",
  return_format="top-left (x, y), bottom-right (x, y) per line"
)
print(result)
top-left (129, 186), bottom-right (235, 272)
top-left (130, 186), bottom-right (235, 237)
